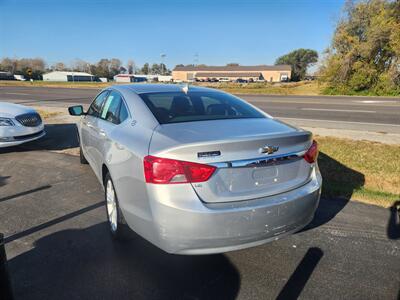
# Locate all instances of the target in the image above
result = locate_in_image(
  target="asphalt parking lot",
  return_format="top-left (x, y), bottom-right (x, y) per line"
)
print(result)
top-left (1, 123), bottom-right (400, 299)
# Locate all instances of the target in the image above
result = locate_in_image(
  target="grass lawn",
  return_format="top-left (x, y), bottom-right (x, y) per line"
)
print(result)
top-left (316, 136), bottom-right (400, 207)
top-left (0, 80), bottom-right (110, 89)
top-left (0, 80), bottom-right (324, 95)
top-left (195, 81), bottom-right (323, 95)
top-left (2, 80), bottom-right (400, 97)
top-left (36, 109), bottom-right (62, 119)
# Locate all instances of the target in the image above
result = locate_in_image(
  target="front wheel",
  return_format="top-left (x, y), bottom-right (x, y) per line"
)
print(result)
top-left (77, 130), bottom-right (88, 164)
top-left (79, 144), bottom-right (88, 164)
top-left (104, 173), bottom-right (130, 240)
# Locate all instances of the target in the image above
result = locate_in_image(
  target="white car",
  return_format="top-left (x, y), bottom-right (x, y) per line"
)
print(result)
top-left (0, 102), bottom-right (45, 148)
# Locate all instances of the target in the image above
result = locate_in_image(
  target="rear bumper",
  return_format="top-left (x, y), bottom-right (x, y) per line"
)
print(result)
top-left (128, 166), bottom-right (322, 255)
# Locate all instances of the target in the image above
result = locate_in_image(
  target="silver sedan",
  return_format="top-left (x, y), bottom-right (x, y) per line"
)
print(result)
top-left (69, 84), bottom-right (322, 255)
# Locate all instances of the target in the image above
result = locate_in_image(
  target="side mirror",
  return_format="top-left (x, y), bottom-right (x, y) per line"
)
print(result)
top-left (68, 105), bottom-right (85, 116)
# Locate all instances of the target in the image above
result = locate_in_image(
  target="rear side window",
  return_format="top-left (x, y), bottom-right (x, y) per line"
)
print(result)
top-left (100, 91), bottom-right (129, 124)
top-left (119, 102), bottom-right (129, 123)
top-left (139, 91), bottom-right (265, 124)
top-left (87, 91), bottom-right (109, 117)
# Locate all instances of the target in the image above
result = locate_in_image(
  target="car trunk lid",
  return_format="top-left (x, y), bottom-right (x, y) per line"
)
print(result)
top-left (149, 118), bottom-right (313, 203)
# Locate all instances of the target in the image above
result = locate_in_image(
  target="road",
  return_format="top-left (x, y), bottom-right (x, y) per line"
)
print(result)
top-left (0, 137), bottom-right (399, 299)
top-left (0, 86), bottom-right (399, 133)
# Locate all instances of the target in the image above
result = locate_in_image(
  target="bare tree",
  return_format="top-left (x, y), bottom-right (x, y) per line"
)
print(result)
top-left (72, 59), bottom-right (90, 72)
top-left (0, 58), bottom-right (17, 73)
top-left (51, 62), bottom-right (68, 71)
top-left (110, 58), bottom-right (122, 76)
top-left (127, 60), bottom-right (135, 74)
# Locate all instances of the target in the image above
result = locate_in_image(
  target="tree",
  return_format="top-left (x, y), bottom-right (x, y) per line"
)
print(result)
top-left (96, 59), bottom-right (111, 78)
top-left (320, 0), bottom-right (400, 95)
top-left (109, 58), bottom-right (122, 77)
top-left (160, 63), bottom-right (169, 75)
top-left (127, 60), bottom-right (135, 74)
top-left (150, 63), bottom-right (161, 75)
top-left (0, 57), bottom-right (45, 79)
top-left (226, 63), bottom-right (239, 66)
top-left (275, 49), bottom-right (318, 81)
top-left (52, 62), bottom-right (67, 71)
top-left (119, 66), bottom-right (127, 74)
top-left (0, 58), bottom-right (17, 73)
top-left (72, 59), bottom-right (90, 72)
top-left (141, 63), bottom-right (150, 74)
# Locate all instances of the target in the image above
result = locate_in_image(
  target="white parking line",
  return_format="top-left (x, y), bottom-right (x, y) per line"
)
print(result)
top-left (301, 108), bottom-right (376, 113)
top-left (353, 100), bottom-right (398, 104)
top-left (279, 117), bottom-right (400, 127)
top-left (4, 92), bottom-right (29, 95)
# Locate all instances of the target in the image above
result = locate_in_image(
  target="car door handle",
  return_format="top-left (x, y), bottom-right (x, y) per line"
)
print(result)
top-left (83, 121), bottom-right (93, 128)
top-left (99, 129), bottom-right (107, 137)
top-left (115, 143), bottom-right (124, 150)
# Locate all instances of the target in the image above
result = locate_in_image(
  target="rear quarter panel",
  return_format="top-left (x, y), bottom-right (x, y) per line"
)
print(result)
top-left (104, 87), bottom-right (160, 242)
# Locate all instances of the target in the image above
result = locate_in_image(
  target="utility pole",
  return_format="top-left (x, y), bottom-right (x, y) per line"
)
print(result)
top-left (160, 53), bottom-right (166, 75)
top-left (87, 64), bottom-right (93, 82)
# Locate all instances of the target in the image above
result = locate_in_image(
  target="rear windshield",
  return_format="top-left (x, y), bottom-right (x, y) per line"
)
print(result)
top-left (139, 91), bottom-right (265, 124)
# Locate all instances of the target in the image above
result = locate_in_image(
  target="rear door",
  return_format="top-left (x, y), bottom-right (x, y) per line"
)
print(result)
top-left (81, 90), bottom-right (109, 164)
top-left (95, 90), bottom-right (129, 167)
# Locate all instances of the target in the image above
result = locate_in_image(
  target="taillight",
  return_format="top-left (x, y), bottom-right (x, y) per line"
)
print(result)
top-left (143, 155), bottom-right (216, 184)
top-left (303, 140), bottom-right (319, 163)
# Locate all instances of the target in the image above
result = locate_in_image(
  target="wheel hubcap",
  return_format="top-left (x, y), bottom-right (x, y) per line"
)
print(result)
top-left (106, 179), bottom-right (117, 232)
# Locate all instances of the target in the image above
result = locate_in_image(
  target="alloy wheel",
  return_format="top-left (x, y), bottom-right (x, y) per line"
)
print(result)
top-left (106, 179), bottom-right (118, 232)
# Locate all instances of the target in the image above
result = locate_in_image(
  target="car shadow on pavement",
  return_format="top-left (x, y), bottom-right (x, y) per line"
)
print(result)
top-left (0, 185), bottom-right (51, 204)
top-left (276, 247), bottom-right (324, 300)
top-left (8, 223), bottom-right (240, 300)
top-left (0, 123), bottom-right (79, 154)
top-left (0, 176), bottom-right (10, 188)
top-left (304, 152), bottom-right (365, 231)
top-left (387, 200), bottom-right (400, 240)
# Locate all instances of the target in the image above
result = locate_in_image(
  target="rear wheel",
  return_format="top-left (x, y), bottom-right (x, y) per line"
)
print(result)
top-left (104, 173), bottom-right (130, 240)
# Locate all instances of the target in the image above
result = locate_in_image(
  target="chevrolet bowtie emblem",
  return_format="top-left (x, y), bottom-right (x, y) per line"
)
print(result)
top-left (261, 145), bottom-right (279, 155)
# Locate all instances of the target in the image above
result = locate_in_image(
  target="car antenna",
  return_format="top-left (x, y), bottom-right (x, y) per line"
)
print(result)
top-left (182, 83), bottom-right (189, 94)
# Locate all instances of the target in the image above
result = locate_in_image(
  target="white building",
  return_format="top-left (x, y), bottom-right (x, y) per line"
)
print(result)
top-left (14, 74), bottom-right (26, 81)
top-left (114, 74), bottom-right (152, 83)
top-left (157, 75), bottom-right (173, 82)
top-left (0, 71), bottom-right (15, 80)
top-left (43, 71), bottom-right (96, 82)
top-left (114, 74), bottom-right (169, 83)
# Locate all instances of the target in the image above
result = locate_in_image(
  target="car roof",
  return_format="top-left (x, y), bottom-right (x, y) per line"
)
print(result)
top-left (112, 83), bottom-right (218, 94)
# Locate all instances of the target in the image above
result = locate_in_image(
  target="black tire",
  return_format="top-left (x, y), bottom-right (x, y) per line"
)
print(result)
top-left (77, 130), bottom-right (88, 164)
top-left (79, 144), bottom-right (89, 164)
top-left (104, 173), bottom-right (131, 240)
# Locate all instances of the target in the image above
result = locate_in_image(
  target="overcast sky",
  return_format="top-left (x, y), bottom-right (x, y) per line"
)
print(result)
top-left (0, 0), bottom-right (345, 68)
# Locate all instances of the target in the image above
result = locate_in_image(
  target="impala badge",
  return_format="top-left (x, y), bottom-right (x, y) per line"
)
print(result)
top-left (261, 145), bottom-right (279, 155)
